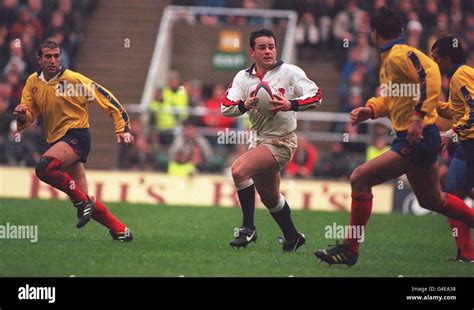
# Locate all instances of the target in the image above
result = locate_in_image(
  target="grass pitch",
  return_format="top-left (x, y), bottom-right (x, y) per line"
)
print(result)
top-left (0, 197), bottom-right (472, 277)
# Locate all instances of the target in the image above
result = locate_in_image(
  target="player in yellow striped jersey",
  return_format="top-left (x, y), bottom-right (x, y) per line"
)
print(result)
top-left (13, 40), bottom-right (134, 241)
top-left (315, 7), bottom-right (474, 266)
top-left (432, 36), bottom-right (474, 262)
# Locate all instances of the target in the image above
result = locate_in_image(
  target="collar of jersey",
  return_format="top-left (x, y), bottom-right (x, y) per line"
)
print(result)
top-left (448, 63), bottom-right (463, 79)
top-left (379, 38), bottom-right (406, 53)
top-left (246, 60), bottom-right (284, 76)
top-left (37, 67), bottom-right (66, 83)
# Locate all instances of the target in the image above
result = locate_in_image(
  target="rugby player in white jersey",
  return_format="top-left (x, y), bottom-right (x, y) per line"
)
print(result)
top-left (221, 28), bottom-right (322, 252)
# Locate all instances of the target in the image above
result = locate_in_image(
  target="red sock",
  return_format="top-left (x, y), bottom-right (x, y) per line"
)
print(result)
top-left (92, 198), bottom-right (126, 233)
top-left (35, 157), bottom-right (88, 203)
top-left (346, 191), bottom-right (373, 253)
top-left (448, 218), bottom-right (473, 254)
top-left (440, 194), bottom-right (474, 226)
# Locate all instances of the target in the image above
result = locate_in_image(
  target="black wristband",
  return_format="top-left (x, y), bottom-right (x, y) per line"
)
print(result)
top-left (238, 100), bottom-right (248, 113)
top-left (290, 100), bottom-right (299, 111)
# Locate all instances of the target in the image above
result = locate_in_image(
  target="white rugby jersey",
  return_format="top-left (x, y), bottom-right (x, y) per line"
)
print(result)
top-left (221, 60), bottom-right (322, 139)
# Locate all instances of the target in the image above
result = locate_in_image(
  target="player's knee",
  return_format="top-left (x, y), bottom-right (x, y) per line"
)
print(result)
top-left (35, 156), bottom-right (60, 180)
top-left (231, 162), bottom-right (247, 182)
top-left (350, 166), bottom-right (366, 190)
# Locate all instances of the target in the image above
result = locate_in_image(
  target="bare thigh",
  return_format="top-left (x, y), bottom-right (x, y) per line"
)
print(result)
top-left (350, 150), bottom-right (410, 192)
top-left (231, 144), bottom-right (279, 184)
top-left (43, 141), bottom-right (80, 168)
top-left (406, 162), bottom-right (444, 210)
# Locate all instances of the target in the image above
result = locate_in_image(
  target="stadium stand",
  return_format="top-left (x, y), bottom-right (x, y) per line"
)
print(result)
top-left (1, 0), bottom-right (473, 178)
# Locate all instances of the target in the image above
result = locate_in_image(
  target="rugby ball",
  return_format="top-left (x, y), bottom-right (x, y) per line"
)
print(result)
top-left (254, 81), bottom-right (277, 118)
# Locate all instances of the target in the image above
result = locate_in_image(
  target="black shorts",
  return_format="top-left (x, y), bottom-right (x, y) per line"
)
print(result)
top-left (52, 128), bottom-right (91, 163)
top-left (391, 124), bottom-right (440, 169)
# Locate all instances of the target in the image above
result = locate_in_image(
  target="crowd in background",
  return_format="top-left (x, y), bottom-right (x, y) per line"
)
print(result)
top-left (1, 0), bottom-right (473, 179)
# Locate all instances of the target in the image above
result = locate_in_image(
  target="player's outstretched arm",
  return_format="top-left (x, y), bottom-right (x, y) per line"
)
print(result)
top-left (75, 72), bottom-right (132, 138)
top-left (84, 75), bottom-right (132, 139)
top-left (350, 107), bottom-right (373, 125)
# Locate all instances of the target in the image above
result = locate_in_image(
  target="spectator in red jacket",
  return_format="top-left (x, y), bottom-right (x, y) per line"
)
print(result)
top-left (202, 84), bottom-right (235, 129)
top-left (285, 136), bottom-right (318, 178)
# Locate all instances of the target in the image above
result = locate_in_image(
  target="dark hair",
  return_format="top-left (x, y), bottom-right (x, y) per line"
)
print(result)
top-left (370, 6), bottom-right (403, 40)
top-left (432, 36), bottom-right (466, 64)
top-left (37, 39), bottom-right (60, 57)
top-left (249, 28), bottom-right (276, 49)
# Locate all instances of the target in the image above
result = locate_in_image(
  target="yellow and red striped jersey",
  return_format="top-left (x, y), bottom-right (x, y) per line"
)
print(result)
top-left (366, 39), bottom-right (441, 131)
top-left (438, 65), bottom-right (474, 140)
top-left (18, 68), bottom-right (130, 143)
